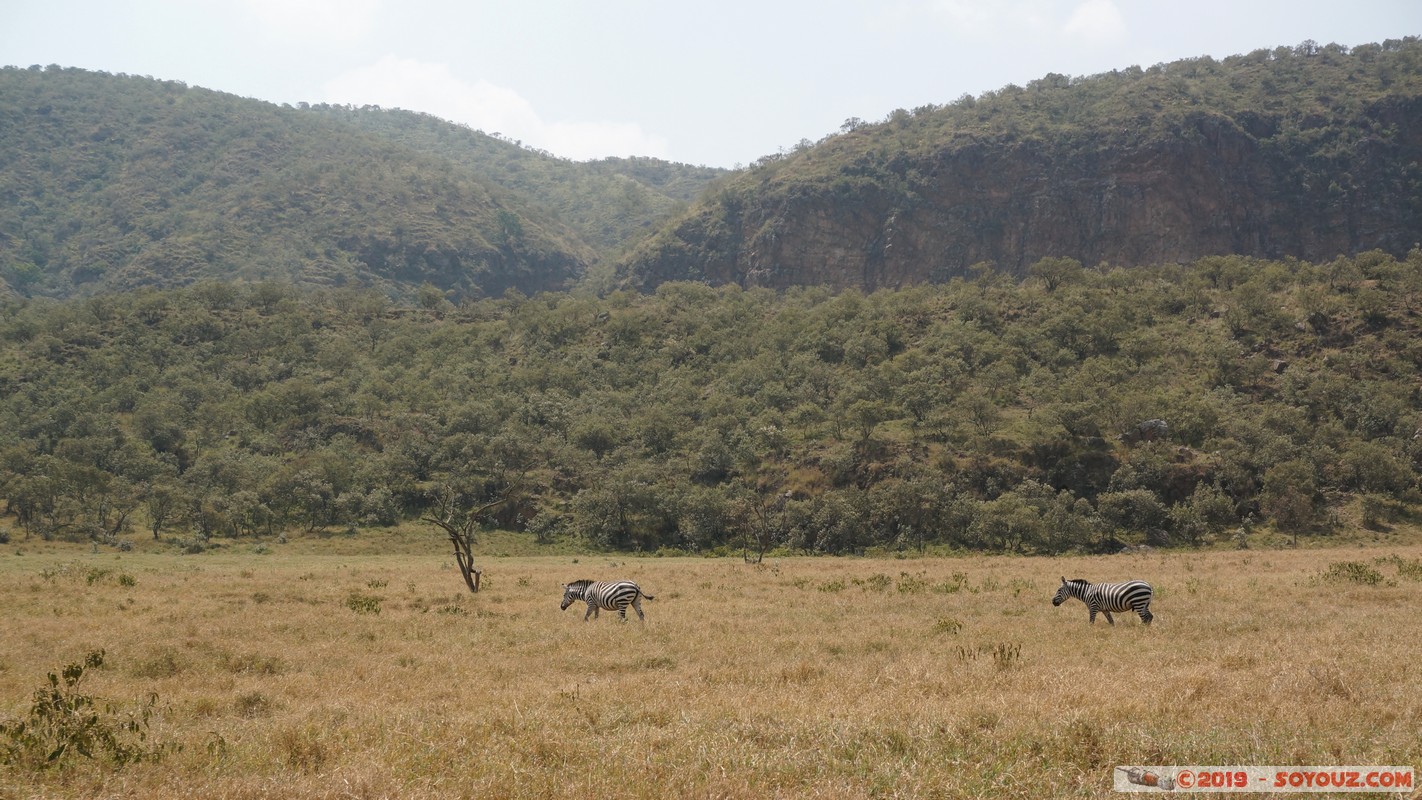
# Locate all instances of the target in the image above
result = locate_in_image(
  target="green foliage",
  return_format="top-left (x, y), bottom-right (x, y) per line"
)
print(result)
top-left (1375, 554), bottom-right (1422, 581)
top-left (0, 650), bottom-right (170, 770)
top-left (0, 67), bottom-right (723, 301)
top-left (344, 592), bottom-right (383, 615)
top-left (0, 251), bottom-right (1419, 556)
top-left (1318, 561), bottom-right (1388, 586)
top-left (312, 106), bottom-right (726, 260)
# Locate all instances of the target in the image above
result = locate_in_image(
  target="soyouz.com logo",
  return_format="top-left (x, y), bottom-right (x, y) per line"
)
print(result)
top-left (1114, 765), bottom-right (1414, 793)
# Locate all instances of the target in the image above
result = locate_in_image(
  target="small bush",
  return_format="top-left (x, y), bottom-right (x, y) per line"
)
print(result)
top-left (896, 571), bottom-right (930, 593)
top-left (933, 572), bottom-right (969, 594)
top-left (854, 573), bottom-right (892, 592)
top-left (0, 650), bottom-right (171, 769)
top-left (932, 617), bottom-right (963, 635)
top-left (1319, 561), bottom-right (1386, 586)
top-left (345, 592), bottom-right (382, 614)
top-left (1374, 554), bottom-right (1422, 581)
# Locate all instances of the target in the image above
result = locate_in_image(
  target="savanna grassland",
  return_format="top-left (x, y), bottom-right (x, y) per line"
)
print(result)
top-left (2, 537), bottom-right (1420, 799)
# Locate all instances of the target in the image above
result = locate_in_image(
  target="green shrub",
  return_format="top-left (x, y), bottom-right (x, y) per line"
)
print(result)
top-left (0, 650), bottom-right (171, 769)
top-left (854, 573), bottom-right (893, 592)
top-left (933, 572), bottom-right (969, 594)
top-left (345, 592), bottom-right (383, 614)
top-left (1319, 561), bottom-right (1386, 586)
top-left (1375, 554), bottom-right (1422, 581)
top-left (933, 617), bottom-right (963, 635)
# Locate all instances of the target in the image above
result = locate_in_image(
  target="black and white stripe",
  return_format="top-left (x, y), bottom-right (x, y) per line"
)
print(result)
top-left (560, 579), bottom-right (654, 621)
top-left (1052, 577), bottom-right (1154, 625)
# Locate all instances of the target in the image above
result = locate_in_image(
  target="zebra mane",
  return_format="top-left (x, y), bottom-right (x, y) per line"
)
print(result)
top-left (565, 579), bottom-right (593, 589)
top-left (1066, 577), bottom-right (1089, 585)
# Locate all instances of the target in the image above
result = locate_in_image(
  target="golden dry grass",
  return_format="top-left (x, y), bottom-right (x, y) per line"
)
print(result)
top-left (1, 542), bottom-right (1420, 799)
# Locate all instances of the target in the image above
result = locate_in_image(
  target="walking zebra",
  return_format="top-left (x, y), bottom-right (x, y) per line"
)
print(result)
top-left (560, 579), bottom-right (654, 621)
top-left (1052, 577), bottom-right (1154, 625)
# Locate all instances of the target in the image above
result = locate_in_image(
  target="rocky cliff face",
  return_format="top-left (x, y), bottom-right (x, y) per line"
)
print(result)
top-left (622, 96), bottom-right (1422, 292)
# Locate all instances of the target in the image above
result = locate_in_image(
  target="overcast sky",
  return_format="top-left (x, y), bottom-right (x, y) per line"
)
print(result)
top-left (3, 1), bottom-right (1418, 167)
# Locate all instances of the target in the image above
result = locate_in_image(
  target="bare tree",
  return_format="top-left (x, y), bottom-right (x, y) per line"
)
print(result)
top-left (736, 483), bottom-right (790, 564)
top-left (422, 488), bottom-right (504, 593)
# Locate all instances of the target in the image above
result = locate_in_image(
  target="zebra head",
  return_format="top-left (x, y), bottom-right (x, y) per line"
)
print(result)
top-left (1053, 576), bottom-right (1086, 606)
top-left (560, 580), bottom-right (592, 610)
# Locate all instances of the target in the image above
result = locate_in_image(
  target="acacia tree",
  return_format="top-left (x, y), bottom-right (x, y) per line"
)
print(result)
top-left (144, 481), bottom-right (184, 540)
top-left (422, 486), bottom-right (503, 593)
top-left (1260, 459), bottom-right (1319, 546)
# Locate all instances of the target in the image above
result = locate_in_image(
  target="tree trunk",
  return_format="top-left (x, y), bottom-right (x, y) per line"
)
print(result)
top-left (423, 494), bottom-right (503, 594)
top-left (453, 536), bottom-right (482, 592)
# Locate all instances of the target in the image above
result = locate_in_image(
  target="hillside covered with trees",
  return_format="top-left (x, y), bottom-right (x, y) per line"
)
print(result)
top-left (4, 39), bottom-right (1422, 556)
top-left (4, 250), bottom-right (1420, 555)
top-left (0, 67), bottom-right (724, 301)
top-left (8, 41), bottom-right (1422, 305)
top-left (621, 38), bottom-right (1422, 291)
top-left (312, 105), bottom-right (727, 263)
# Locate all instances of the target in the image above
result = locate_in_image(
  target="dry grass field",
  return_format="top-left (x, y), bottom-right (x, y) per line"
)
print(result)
top-left (1, 536), bottom-right (1420, 799)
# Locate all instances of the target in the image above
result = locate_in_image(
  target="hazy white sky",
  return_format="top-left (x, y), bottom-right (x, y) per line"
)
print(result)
top-left (2, 0), bottom-right (1418, 167)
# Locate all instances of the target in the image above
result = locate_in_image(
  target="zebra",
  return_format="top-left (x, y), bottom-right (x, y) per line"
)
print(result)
top-left (560, 579), bottom-right (654, 621)
top-left (1052, 577), bottom-right (1154, 625)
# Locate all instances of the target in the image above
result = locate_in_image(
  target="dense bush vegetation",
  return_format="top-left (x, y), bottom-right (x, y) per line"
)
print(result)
top-left (4, 250), bottom-right (1420, 554)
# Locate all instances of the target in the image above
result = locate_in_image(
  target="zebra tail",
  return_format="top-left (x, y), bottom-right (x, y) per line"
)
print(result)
top-left (641, 591), bottom-right (655, 601)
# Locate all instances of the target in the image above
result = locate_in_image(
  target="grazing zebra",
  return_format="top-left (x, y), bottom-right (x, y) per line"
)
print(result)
top-left (560, 579), bottom-right (654, 621)
top-left (1052, 577), bottom-right (1154, 625)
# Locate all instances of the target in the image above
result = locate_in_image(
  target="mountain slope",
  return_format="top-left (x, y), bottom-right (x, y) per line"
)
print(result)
top-left (0, 67), bottom-right (599, 299)
top-left (619, 38), bottom-right (1422, 291)
top-left (307, 105), bottom-right (727, 259)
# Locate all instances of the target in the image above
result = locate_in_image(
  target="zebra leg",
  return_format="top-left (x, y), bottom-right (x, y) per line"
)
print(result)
top-left (1088, 608), bottom-right (1097, 624)
top-left (632, 598), bottom-right (645, 621)
top-left (617, 607), bottom-right (628, 621)
top-left (1103, 610), bottom-right (1115, 625)
top-left (584, 603), bottom-right (596, 621)
top-left (1139, 608), bottom-right (1153, 625)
